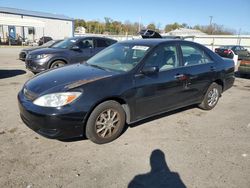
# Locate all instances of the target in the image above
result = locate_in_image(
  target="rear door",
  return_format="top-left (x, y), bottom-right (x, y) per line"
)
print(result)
top-left (93, 38), bottom-right (114, 55)
top-left (177, 42), bottom-right (216, 103)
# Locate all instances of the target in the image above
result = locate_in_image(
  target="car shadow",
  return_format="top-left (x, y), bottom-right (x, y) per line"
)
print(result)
top-left (128, 149), bottom-right (186, 188)
top-left (59, 135), bottom-right (87, 142)
top-left (129, 105), bottom-right (196, 128)
top-left (0, 69), bottom-right (26, 79)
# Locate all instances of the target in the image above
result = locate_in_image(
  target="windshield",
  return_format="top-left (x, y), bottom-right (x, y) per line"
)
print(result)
top-left (52, 38), bottom-right (78, 49)
top-left (41, 40), bottom-right (56, 47)
top-left (87, 43), bottom-right (151, 72)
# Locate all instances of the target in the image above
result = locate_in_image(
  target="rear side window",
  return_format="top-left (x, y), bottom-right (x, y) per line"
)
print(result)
top-left (181, 45), bottom-right (212, 66)
top-left (96, 39), bottom-right (112, 48)
top-left (234, 46), bottom-right (240, 51)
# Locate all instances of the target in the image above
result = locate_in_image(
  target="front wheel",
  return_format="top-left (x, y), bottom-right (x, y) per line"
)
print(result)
top-left (199, 83), bottom-right (222, 110)
top-left (86, 101), bottom-right (126, 144)
top-left (50, 60), bottom-right (65, 69)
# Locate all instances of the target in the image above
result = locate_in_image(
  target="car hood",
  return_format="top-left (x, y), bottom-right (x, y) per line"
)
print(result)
top-left (28, 47), bottom-right (68, 55)
top-left (24, 63), bottom-right (115, 96)
top-left (22, 46), bottom-right (45, 52)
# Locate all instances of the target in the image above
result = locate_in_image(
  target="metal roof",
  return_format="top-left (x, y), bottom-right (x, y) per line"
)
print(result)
top-left (0, 7), bottom-right (74, 21)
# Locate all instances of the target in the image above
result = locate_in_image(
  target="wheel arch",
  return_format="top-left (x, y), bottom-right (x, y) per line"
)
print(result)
top-left (48, 58), bottom-right (68, 69)
top-left (213, 79), bottom-right (224, 92)
top-left (83, 97), bottom-right (131, 127)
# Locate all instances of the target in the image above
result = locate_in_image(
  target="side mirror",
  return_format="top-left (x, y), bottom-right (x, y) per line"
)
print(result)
top-left (71, 45), bottom-right (80, 51)
top-left (141, 66), bottom-right (159, 75)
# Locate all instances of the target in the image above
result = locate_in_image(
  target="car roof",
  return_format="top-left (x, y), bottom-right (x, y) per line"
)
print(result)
top-left (119, 39), bottom-right (175, 46)
top-left (119, 39), bottom-right (194, 47)
top-left (68, 36), bottom-right (116, 41)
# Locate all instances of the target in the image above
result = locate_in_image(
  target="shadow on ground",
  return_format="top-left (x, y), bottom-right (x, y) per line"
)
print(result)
top-left (130, 105), bottom-right (196, 128)
top-left (128, 149), bottom-right (186, 188)
top-left (0, 69), bottom-right (26, 79)
top-left (60, 105), bottom-right (197, 143)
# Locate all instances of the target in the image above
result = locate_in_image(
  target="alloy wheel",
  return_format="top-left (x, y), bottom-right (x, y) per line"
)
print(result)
top-left (95, 109), bottom-right (120, 138)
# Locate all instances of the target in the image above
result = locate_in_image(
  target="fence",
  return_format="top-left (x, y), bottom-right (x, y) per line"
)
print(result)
top-left (186, 35), bottom-right (250, 51)
top-left (75, 33), bottom-right (250, 51)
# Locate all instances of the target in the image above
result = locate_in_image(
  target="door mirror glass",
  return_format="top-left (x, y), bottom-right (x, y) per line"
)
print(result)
top-left (141, 66), bottom-right (159, 74)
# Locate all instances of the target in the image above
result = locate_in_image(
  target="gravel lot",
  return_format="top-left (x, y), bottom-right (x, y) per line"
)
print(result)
top-left (0, 47), bottom-right (250, 188)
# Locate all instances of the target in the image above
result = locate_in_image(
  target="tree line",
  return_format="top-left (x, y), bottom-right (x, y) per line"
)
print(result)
top-left (75, 18), bottom-right (234, 35)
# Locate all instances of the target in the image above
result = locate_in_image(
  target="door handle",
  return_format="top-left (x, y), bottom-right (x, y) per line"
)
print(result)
top-left (210, 66), bottom-right (216, 71)
top-left (174, 74), bottom-right (188, 81)
top-left (174, 74), bottom-right (184, 78)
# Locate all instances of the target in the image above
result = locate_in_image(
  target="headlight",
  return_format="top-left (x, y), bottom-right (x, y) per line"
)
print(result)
top-left (33, 92), bottom-right (82, 107)
top-left (35, 54), bottom-right (48, 59)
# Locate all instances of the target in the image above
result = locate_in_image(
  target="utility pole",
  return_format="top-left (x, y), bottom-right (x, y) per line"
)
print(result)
top-left (209, 16), bottom-right (213, 34)
top-left (209, 16), bottom-right (213, 26)
top-left (138, 16), bottom-right (141, 32)
top-left (237, 28), bottom-right (242, 45)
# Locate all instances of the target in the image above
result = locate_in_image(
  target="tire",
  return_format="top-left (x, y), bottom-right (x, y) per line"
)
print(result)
top-left (86, 100), bottom-right (126, 144)
top-left (199, 83), bottom-right (222, 110)
top-left (50, 60), bottom-right (65, 69)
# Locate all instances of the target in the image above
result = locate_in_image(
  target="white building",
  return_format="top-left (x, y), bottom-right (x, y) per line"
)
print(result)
top-left (75, 26), bottom-right (86, 35)
top-left (163, 28), bottom-right (207, 37)
top-left (0, 7), bottom-right (74, 44)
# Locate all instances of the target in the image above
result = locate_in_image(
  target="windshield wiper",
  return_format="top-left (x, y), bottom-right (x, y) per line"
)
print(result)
top-left (88, 64), bottom-right (111, 72)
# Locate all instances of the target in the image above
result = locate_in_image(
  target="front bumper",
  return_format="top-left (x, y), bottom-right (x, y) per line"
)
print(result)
top-left (19, 51), bottom-right (26, 61)
top-left (25, 58), bottom-right (48, 73)
top-left (18, 91), bottom-right (86, 139)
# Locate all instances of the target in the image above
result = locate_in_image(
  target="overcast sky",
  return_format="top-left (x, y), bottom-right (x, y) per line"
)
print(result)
top-left (0, 0), bottom-right (249, 33)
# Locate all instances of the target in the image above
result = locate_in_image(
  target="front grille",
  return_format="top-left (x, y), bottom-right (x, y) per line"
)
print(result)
top-left (26, 60), bottom-right (36, 69)
top-left (19, 52), bottom-right (26, 59)
top-left (23, 87), bottom-right (38, 101)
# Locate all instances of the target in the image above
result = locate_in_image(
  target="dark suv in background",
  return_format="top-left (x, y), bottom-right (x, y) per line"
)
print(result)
top-left (25, 36), bottom-right (117, 73)
top-left (19, 40), bottom-right (62, 61)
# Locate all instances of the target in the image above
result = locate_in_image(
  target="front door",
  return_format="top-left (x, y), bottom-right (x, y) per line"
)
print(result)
top-left (71, 38), bottom-right (94, 63)
top-left (134, 43), bottom-right (187, 119)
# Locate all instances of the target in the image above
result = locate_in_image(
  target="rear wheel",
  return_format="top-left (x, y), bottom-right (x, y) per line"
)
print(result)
top-left (86, 101), bottom-right (126, 144)
top-left (50, 60), bottom-right (65, 69)
top-left (199, 83), bottom-right (222, 110)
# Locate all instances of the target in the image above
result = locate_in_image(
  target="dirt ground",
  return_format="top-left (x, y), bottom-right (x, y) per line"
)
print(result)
top-left (0, 47), bottom-right (249, 188)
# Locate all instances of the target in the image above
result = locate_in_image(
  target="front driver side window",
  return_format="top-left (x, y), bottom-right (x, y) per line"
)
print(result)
top-left (181, 45), bottom-right (211, 66)
top-left (144, 44), bottom-right (179, 72)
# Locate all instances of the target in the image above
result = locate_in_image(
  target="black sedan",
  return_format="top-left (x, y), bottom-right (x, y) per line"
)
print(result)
top-left (19, 40), bottom-right (62, 61)
top-left (215, 45), bottom-right (250, 60)
top-left (25, 36), bottom-right (117, 74)
top-left (18, 39), bottom-right (235, 144)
